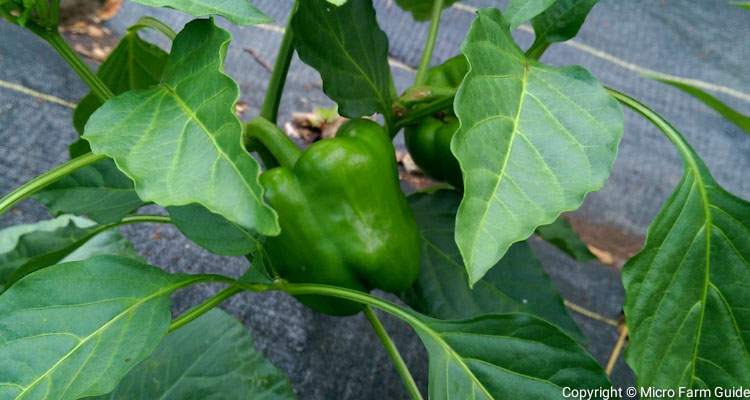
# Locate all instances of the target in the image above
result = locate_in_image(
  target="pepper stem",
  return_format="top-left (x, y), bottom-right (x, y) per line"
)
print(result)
top-left (245, 117), bottom-right (301, 169)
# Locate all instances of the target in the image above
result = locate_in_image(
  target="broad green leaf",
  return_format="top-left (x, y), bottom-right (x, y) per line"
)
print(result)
top-left (731, 1), bottom-right (750, 9)
top-left (84, 18), bottom-right (279, 236)
top-left (36, 160), bottom-right (145, 224)
top-left (326, 0), bottom-right (347, 5)
top-left (89, 309), bottom-right (295, 399)
top-left (646, 73), bottom-right (750, 134)
top-left (292, 0), bottom-right (395, 119)
top-left (393, 0), bottom-right (460, 21)
top-left (0, 215), bottom-right (100, 289)
top-left (168, 204), bottom-right (259, 256)
top-left (618, 92), bottom-right (750, 391)
top-left (405, 190), bottom-right (583, 339)
top-left (453, 8), bottom-right (622, 284)
top-left (130, 0), bottom-right (271, 25)
top-left (536, 217), bottom-right (596, 262)
top-left (44, 30), bottom-right (167, 222)
top-left (530, 0), bottom-right (598, 48)
top-left (411, 313), bottom-right (609, 399)
top-left (505, 0), bottom-right (555, 29)
top-left (73, 31), bottom-right (168, 135)
top-left (0, 256), bottom-right (201, 400)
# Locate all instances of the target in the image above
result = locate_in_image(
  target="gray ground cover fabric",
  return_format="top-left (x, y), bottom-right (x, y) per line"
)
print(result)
top-left (1, 0), bottom-right (748, 398)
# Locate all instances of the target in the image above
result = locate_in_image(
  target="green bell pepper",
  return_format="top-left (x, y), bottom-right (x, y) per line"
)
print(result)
top-left (403, 55), bottom-right (468, 189)
top-left (404, 114), bottom-right (462, 188)
top-left (248, 118), bottom-right (420, 316)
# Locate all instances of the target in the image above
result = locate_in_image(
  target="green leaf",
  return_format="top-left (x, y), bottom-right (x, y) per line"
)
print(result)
top-left (84, 18), bottom-right (279, 236)
top-left (731, 1), bottom-right (750, 9)
top-left (129, 0), bottom-right (272, 25)
top-left (89, 309), bottom-right (295, 399)
top-left (168, 204), bottom-right (260, 256)
top-left (393, 0), bottom-right (460, 21)
top-left (35, 160), bottom-right (145, 224)
top-left (530, 0), bottom-right (599, 47)
top-left (536, 217), bottom-right (596, 262)
top-left (618, 92), bottom-right (750, 391)
top-left (73, 31), bottom-right (168, 135)
top-left (412, 313), bottom-right (609, 399)
top-left (453, 8), bottom-right (622, 284)
top-left (292, 0), bottom-right (395, 119)
top-left (45, 31), bottom-right (167, 223)
top-left (645, 73), bottom-right (750, 134)
top-left (0, 256), bottom-right (202, 400)
top-left (405, 190), bottom-right (582, 340)
top-left (505, 0), bottom-right (556, 29)
top-left (61, 229), bottom-right (140, 264)
top-left (0, 215), bottom-right (100, 289)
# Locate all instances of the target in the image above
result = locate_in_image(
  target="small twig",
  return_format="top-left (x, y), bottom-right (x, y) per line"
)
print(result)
top-left (244, 48), bottom-right (273, 74)
top-left (605, 325), bottom-right (629, 375)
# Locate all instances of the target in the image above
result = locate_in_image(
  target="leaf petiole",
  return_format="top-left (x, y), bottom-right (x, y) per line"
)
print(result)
top-left (169, 286), bottom-right (244, 332)
top-left (0, 152), bottom-right (105, 217)
top-left (40, 30), bottom-right (114, 102)
top-left (128, 16), bottom-right (177, 40)
top-left (414, 0), bottom-right (444, 85)
top-left (364, 306), bottom-right (424, 400)
top-left (260, 1), bottom-right (298, 123)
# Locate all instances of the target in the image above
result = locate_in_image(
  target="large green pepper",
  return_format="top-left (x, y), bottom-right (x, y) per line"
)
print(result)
top-left (251, 118), bottom-right (421, 316)
top-left (403, 55), bottom-right (468, 189)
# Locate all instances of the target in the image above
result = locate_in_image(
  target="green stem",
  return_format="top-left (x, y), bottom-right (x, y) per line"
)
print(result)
top-left (169, 286), bottom-right (244, 332)
top-left (414, 0), bottom-right (444, 85)
top-left (246, 117), bottom-right (301, 168)
top-left (260, 1), bottom-right (298, 123)
top-left (128, 16), bottom-right (177, 40)
top-left (393, 95), bottom-right (454, 132)
top-left (606, 88), bottom-right (696, 166)
top-left (0, 152), bottom-right (105, 217)
top-left (364, 307), bottom-right (424, 400)
top-left (41, 30), bottom-right (114, 102)
top-left (525, 40), bottom-right (550, 60)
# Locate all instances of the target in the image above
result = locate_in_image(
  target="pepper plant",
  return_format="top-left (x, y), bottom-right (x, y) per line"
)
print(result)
top-left (1, 0), bottom-right (748, 399)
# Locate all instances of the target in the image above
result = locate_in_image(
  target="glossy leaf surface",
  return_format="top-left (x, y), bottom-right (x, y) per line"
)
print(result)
top-left (84, 19), bottom-right (279, 236)
top-left (413, 313), bottom-right (608, 399)
top-left (406, 190), bottom-right (582, 338)
top-left (73, 31), bottom-right (168, 135)
top-left (530, 0), bottom-right (599, 47)
top-left (292, 0), bottom-right (394, 119)
top-left (618, 92), bottom-right (750, 392)
top-left (130, 0), bottom-right (271, 25)
top-left (453, 8), bottom-right (622, 284)
top-left (0, 256), bottom-right (199, 400)
top-left (168, 204), bottom-right (259, 256)
top-left (90, 309), bottom-right (295, 399)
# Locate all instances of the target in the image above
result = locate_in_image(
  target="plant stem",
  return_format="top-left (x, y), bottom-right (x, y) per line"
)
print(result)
top-left (525, 40), bottom-right (550, 60)
top-left (246, 117), bottom-right (301, 168)
top-left (128, 16), bottom-right (176, 40)
top-left (364, 307), bottom-right (424, 400)
top-left (414, 0), bottom-right (444, 86)
top-left (41, 30), bottom-right (114, 102)
top-left (169, 286), bottom-right (244, 332)
top-left (0, 152), bottom-right (105, 217)
top-left (393, 95), bottom-right (454, 132)
top-left (260, 1), bottom-right (298, 123)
